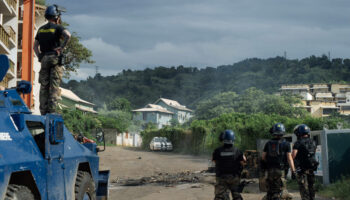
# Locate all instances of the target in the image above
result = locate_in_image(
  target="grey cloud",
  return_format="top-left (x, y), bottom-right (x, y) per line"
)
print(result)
top-left (46, 0), bottom-right (350, 79)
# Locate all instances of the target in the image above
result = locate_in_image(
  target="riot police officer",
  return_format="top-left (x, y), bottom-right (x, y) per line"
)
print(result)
top-left (292, 124), bottom-right (318, 200)
top-left (212, 130), bottom-right (246, 200)
top-left (262, 123), bottom-right (296, 200)
top-left (34, 5), bottom-right (71, 115)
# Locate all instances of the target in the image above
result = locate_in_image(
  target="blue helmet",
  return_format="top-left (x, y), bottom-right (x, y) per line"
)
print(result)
top-left (270, 123), bottom-right (285, 136)
top-left (294, 124), bottom-right (310, 137)
top-left (220, 130), bottom-right (235, 144)
top-left (45, 5), bottom-right (59, 20)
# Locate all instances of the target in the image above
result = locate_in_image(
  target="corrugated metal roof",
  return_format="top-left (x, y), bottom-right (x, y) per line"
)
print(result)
top-left (321, 106), bottom-right (339, 109)
top-left (339, 86), bottom-right (350, 89)
top-left (335, 93), bottom-right (346, 98)
top-left (146, 104), bottom-right (165, 109)
top-left (337, 103), bottom-right (350, 107)
top-left (60, 87), bottom-right (95, 106)
top-left (157, 98), bottom-right (193, 112)
top-left (315, 93), bottom-right (333, 98)
top-left (76, 104), bottom-right (97, 114)
top-left (280, 88), bottom-right (309, 90)
top-left (132, 107), bottom-right (174, 114)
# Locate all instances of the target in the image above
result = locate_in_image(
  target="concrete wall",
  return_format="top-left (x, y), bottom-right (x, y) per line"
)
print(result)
top-left (309, 101), bottom-right (337, 117)
top-left (103, 128), bottom-right (118, 145)
top-left (339, 105), bottom-right (350, 115)
top-left (116, 132), bottom-right (142, 147)
top-left (331, 84), bottom-right (350, 94)
top-left (281, 84), bottom-right (310, 89)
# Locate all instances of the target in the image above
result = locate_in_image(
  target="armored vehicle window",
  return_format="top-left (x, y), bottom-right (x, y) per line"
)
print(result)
top-left (26, 121), bottom-right (45, 157)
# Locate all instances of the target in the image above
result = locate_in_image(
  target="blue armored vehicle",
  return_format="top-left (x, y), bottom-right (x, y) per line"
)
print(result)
top-left (0, 55), bottom-right (109, 200)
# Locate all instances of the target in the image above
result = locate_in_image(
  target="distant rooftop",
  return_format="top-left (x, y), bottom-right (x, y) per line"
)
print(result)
top-left (315, 93), bottom-right (333, 98)
top-left (60, 87), bottom-right (95, 106)
top-left (155, 98), bottom-right (193, 112)
top-left (132, 104), bottom-right (174, 114)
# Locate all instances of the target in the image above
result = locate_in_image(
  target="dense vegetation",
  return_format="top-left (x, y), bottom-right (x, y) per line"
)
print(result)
top-left (140, 87), bottom-right (347, 153)
top-left (59, 108), bottom-right (133, 138)
top-left (64, 55), bottom-right (350, 109)
top-left (195, 88), bottom-right (306, 120)
top-left (141, 112), bottom-right (346, 154)
top-left (319, 177), bottom-right (350, 200)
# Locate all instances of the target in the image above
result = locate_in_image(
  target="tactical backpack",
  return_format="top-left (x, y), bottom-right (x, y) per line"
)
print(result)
top-left (216, 147), bottom-right (242, 176)
top-left (297, 138), bottom-right (319, 171)
top-left (265, 140), bottom-right (287, 169)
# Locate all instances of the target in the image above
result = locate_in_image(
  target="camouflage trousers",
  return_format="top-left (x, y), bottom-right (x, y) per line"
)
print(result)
top-left (39, 55), bottom-right (63, 115)
top-left (264, 168), bottom-right (292, 200)
top-left (214, 175), bottom-right (242, 200)
top-left (297, 170), bottom-right (315, 200)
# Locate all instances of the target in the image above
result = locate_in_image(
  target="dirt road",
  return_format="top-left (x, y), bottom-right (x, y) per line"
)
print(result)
top-left (99, 147), bottom-right (330, 200)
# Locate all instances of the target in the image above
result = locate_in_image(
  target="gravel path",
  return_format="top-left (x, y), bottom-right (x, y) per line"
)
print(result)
top-left (99, 147), bottom-right (331, 200)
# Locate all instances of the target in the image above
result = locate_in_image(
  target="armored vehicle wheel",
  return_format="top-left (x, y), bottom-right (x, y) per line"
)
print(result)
top-left (5, 184), bottom-right (34, 200)
top-left (75, 171), bottom-right (96, 200)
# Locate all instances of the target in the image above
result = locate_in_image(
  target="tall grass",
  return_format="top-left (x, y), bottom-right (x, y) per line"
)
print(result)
top-left (319, 177), bottom-right (350, 200)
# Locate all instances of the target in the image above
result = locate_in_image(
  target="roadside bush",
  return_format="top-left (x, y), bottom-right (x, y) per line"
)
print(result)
top-left (60, 108), bottom-right (127, 139)
top-left (319, 177), bottom-right (350, 200)
top-left (141, 112), bottom-right (348, 154)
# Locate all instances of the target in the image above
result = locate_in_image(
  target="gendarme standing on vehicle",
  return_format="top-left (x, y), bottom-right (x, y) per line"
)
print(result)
top-left (212, 130), bottom-right (246, 200)
top-left (34, 5), bottom-right (71, 115)
top-left (292, 124), bottom-right (318, 200)
top-left (262, 123), bottom-right (296, 200)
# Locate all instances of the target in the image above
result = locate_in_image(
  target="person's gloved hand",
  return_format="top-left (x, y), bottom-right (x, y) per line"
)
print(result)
top-left (291, 171), bottom-right (297, 180)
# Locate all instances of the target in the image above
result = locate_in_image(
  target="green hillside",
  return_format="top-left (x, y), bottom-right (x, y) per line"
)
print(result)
top-left (63, 55), bottom-right (350, 109)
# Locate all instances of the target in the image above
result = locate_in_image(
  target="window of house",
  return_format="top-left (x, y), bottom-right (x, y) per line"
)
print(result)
top-left (342, 106), bottom-right (350, 111)
top-left (323, 109), bottom-right (336, 115)
top-left (143, 112), bottom-right (147, 120)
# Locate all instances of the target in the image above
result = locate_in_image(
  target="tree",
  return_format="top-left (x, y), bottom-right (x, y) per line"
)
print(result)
top-left (65, 56), bottom-right (350, 109)
top-left (195, 88), bottom-right (307, 120)
top-left (35, 0), bottom-right (46, 5)
top-left (62, 23), bottom-right (94, 78)
top-left (195, 92), bottom-right (238, 120)
top-left (107, 98), bottom-right (131, 112)
top-left (170, 118), bottom-right (179, 127)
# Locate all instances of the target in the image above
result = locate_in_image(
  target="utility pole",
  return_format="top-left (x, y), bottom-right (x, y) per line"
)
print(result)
top-left (284, 51), bottom-right (287, 59)
top-left (95, 66), bottom-right (99, 75)
top-left (328, 51), bottom-right (331, 61)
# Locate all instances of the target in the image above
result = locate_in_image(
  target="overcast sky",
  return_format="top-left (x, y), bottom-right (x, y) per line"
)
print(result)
top-left (46, 0), bottom-right (350, 80)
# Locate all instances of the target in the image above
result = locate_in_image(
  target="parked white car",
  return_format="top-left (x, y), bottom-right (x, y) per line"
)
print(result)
top-left (150, 137), bottom-right (173, 151)
top-left (160, 137), bottom-right (173, 151)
